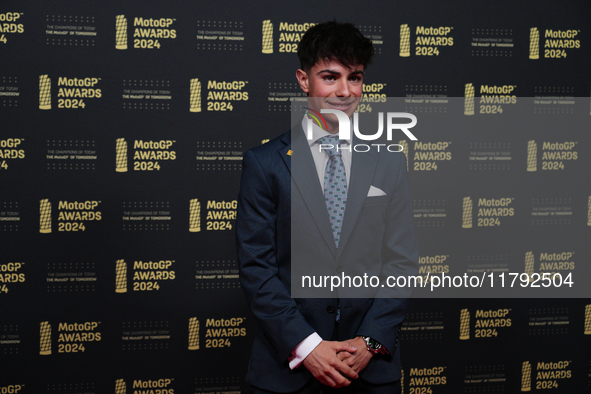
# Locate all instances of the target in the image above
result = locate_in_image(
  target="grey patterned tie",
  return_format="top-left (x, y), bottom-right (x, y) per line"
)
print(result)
top-left (317, 135), bottom-right (347, 247)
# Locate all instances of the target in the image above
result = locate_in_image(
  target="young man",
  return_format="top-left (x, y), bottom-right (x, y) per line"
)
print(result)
top-left (237, 22), bottom-right (418, 393)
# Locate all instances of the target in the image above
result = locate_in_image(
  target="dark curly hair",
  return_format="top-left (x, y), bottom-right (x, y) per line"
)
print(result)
top-left (297, 21), bottom-right (374, 71)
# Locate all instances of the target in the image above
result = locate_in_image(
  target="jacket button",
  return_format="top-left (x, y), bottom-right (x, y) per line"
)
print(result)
top-left (336, 265), bottom-right (343, 273)
top-left (327, 306), bottom-right (336, 313)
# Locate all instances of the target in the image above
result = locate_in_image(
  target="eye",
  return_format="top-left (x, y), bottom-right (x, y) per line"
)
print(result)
top-left (349, 75), bottom-right (362, 82)
top-left (323, 75), bottom-right (336, 81)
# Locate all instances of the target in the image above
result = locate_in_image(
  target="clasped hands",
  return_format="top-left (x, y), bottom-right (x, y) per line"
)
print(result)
top-left (302, 336), bottom-right (373, 388)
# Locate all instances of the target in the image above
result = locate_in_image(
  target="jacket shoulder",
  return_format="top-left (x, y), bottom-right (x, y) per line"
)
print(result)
top-left (244, 131), bottom-right (290, 163)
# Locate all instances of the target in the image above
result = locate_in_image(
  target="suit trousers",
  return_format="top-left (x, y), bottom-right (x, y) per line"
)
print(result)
top-left (250, 378), bottom-right (401, 394)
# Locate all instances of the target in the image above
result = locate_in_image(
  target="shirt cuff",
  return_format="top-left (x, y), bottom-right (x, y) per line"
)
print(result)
top-left (288, 332), bottom-right (323, 369)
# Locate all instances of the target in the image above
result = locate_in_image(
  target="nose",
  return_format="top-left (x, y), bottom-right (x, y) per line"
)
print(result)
top-left (335, 79), bottom-right (351, 97)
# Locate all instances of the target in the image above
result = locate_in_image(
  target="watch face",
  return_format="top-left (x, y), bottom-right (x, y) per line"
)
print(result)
top-left (363, 336), bottom-right (382, 351)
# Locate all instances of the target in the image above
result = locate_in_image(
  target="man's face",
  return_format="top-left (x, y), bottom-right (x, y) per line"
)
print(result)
top-left (296, 59), bottom-right (364, 133)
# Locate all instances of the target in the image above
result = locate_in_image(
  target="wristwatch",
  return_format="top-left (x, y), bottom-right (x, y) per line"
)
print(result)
top-left (361, 336), bottom-right (383, 354)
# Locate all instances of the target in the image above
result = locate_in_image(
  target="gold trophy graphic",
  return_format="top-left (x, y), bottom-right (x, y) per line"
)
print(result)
top-left (116, 15), bottom-right (128, 50)
top-left (529, 28), bottom-right (539, 60)
top-left (464, 83), bottom-right (474, 115)
top-left (115, 379), bottom-right (126, 394)
top-left (39, 75), bottom-right (51, 110)
top-left (40, 199), bottom-right (52, 233)
top-left (189, 199), bottom-right (201, 232)
top-left (584, 304), bottom-right (591, 335)
top-left (190, 79), bottom-right (202, 113)
top-left (116, 260), bottom-right (127, 293)
top-left (399, 24), bottom-right (410, 57)
top-left (40, 321), bottom-right (52, 355)
top-left (399, 140), bottom-right (409, 171)
top-left (521, 361), bottom-right (531, 391)
top-left (524, 252), bottom-right (535, 282)
top-left (188, 317), bottom-right (200, 350)
top-left (262, 20), bottom-right (273, 54)
top-left (459, 309), bottom-right (470, 340)
top-left (116, 138), bottom-right (128, 172)
top-left (462, 197), bottom-right (472, 229)
top-left (527, 141), bottom-right (537, 172)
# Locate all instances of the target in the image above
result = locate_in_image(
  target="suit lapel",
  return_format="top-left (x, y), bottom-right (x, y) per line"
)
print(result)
top-left (290, 125), bottom-right (338, 256)
top-left (284, 127), bottom-right (380, 258)
top-left (336, 140), bottom-right (379, 258)
top-left (278, 132), bottom-right (291, 174)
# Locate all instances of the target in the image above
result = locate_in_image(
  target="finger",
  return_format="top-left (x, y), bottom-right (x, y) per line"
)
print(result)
top-left (317, 367), bottom-right (346, 388)
top-left (331, 341), bottom-right (357, 353)
top-left (334, 361), bottom-right (359, 380)
top-left (327, 369), bottom-right (352, 387)
top-left (337, 351), bottom-right (353, 360)
top-left (341, 357), bottom-right (356, 368)
top-left (319, 374), bottom-right (339, 388)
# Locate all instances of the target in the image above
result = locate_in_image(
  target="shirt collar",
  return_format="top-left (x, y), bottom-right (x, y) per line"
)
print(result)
top-left (301, 116), bottom-right (352, 148)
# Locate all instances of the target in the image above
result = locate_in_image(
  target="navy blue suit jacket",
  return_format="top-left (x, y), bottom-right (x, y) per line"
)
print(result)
top-left (236, 126), bottom-right (419, 392)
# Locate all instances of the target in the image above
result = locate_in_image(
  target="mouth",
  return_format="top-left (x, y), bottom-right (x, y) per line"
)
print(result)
top-left (326, 99), bottom-right (357, 111)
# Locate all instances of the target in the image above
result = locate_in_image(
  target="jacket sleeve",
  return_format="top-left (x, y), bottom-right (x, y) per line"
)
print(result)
top-left (236, 149), bottom-right (316, 360)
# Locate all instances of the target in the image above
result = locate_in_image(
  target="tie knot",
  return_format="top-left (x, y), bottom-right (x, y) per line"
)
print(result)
top-left (317, 135), bottom-right (341, 157)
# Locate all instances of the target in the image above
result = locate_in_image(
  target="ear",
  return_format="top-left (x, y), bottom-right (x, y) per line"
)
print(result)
top-left (295, 69), bottom-right (309, 93)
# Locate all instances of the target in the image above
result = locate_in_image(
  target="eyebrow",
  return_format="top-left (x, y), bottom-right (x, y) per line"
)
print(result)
top-left (316, 69), bottom-right (365, 76)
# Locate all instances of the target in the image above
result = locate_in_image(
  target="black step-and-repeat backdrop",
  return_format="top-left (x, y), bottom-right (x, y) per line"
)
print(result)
top-left (1, 0), bottom-right (590, 392)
